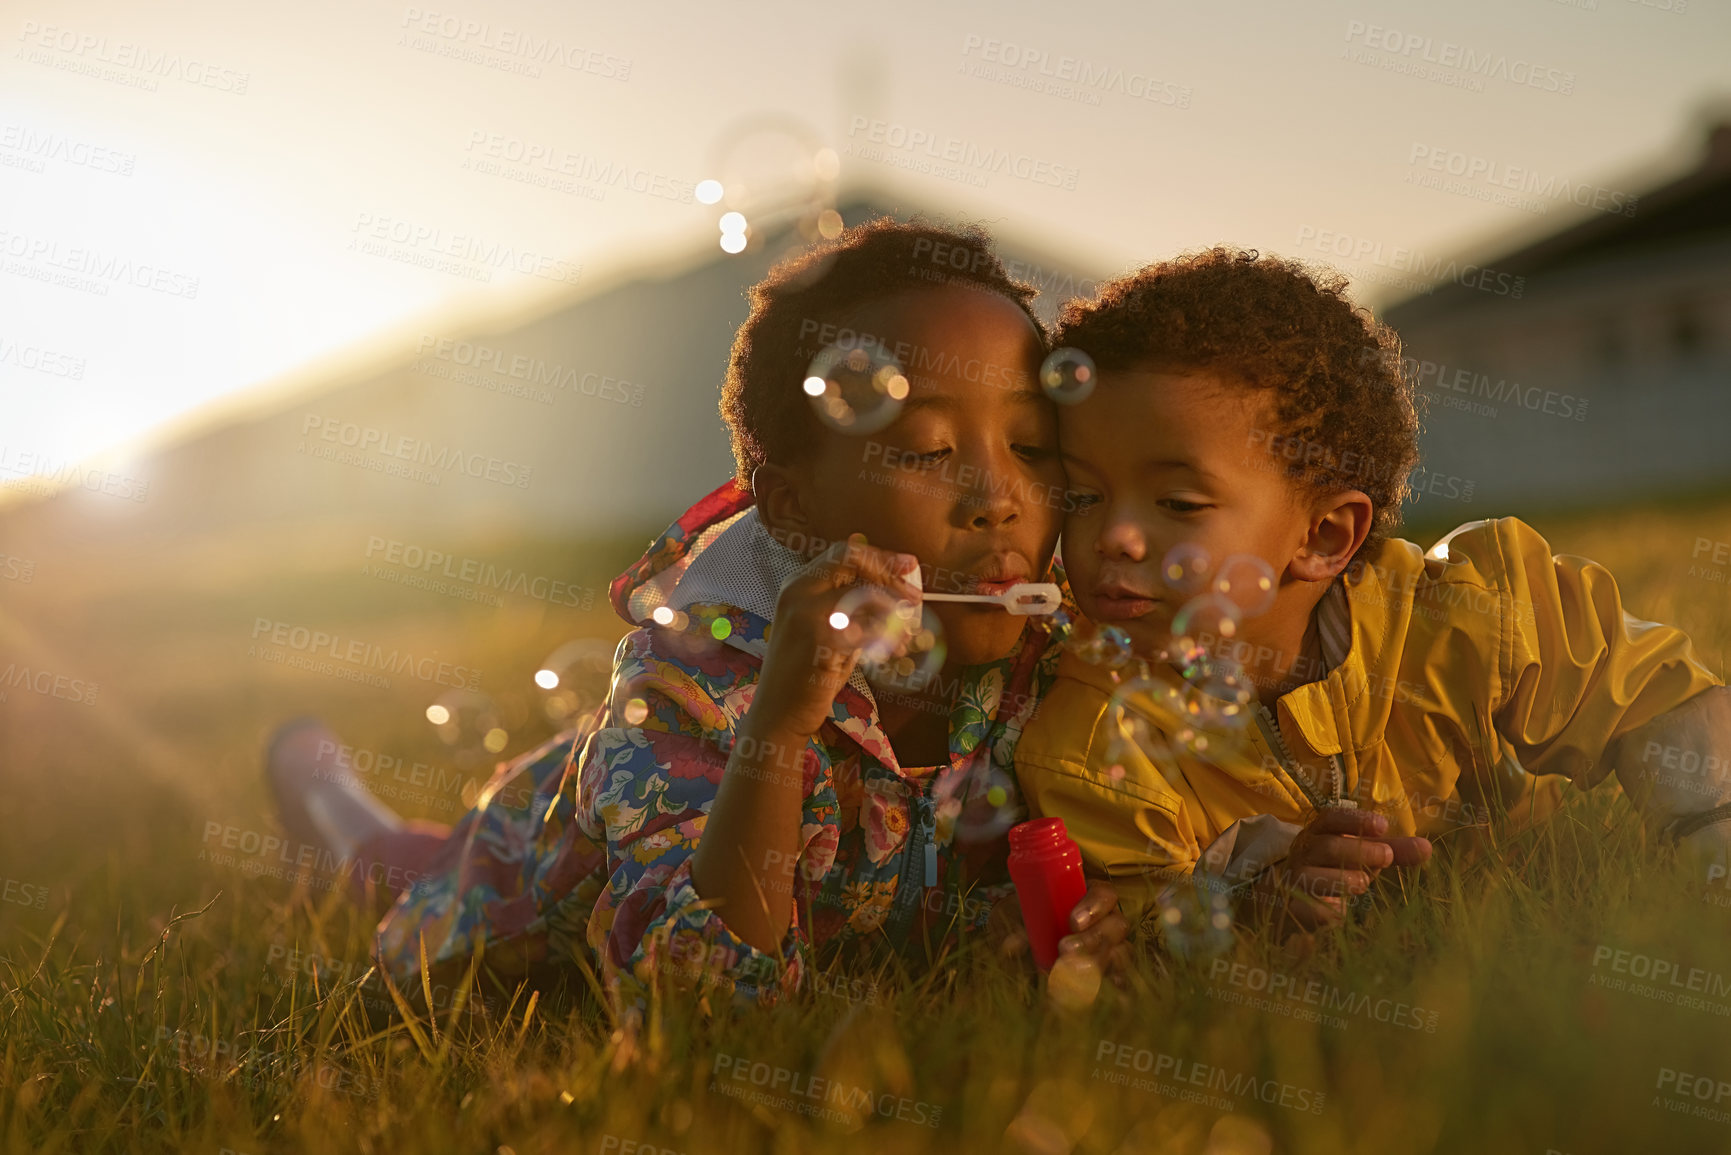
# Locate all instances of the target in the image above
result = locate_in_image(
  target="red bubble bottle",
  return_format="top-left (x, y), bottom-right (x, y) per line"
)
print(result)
top-left (1008, 817), bottom-right (1088, 971)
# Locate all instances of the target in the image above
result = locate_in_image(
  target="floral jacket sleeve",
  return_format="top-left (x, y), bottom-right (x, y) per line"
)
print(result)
top-left (576, 620), bottom-right (815, 1008)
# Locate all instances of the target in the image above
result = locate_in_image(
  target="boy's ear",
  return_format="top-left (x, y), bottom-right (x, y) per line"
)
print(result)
top-left (751, 464), bottom-right (813, 550)
top-left (1290, 490), bottom-right (1374, 582)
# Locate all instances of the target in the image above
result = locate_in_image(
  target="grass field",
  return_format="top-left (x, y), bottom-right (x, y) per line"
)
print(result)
top-left (3, 491), bottom-right (1730, 1155)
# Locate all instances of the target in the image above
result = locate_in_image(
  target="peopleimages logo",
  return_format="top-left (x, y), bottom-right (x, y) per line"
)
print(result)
top-left (957, 35), bottom-right (1192, 109)
top-left (249, 617), bottom-right (482, 689)
top-left (1205, 958), bottom-right (1441, 1032)
top-left (844, 116), bottom-right (1080, 190)
top-left (2, 877), bottom-right (48, 910)
top-left (398, 8), bottom-right (632, 80)
top-left (861, 440), bottom-right (1077, 514)
top-left (299, 415), bottom-right (534, 489)
top-left (709, 1052), bottom-right (943, 1128)
top-left (348, 212), bottom-right (582, 286)
top-left (0, 659), bottom-right (99, 706)
top-left (0, 228), bottom-right (200, 298)
top-left (0, 123), bottom-right (136, 176)
top-left (0, 444), bottom-right (149, 503)
top-left (1293, 226), bottom-right (1525, 298)
top-left (0, 334), bottom-right (86, 379)
top-left (1342, 21), bottom-right (1576, 94)
top-left (15, 21), bottom-right (251, 94)
top-left (461, 132), bottom-right (692, 203)
top-left (1407, 144), bottom-right (1637, 219)
top-left (1092, 1039), bottom-right (1327, 1114)
top-left (362, 535), bottom-right (595, 609)
top-left (414, 335), bottom-right (645, 405)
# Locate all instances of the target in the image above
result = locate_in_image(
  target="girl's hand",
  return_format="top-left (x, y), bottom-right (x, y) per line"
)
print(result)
top-left (753, 536), bottom-right (921, 739)
top-left (691, 536), bottom-right (919, 955)
top-left (991, 879), bottom-right (1133, 990)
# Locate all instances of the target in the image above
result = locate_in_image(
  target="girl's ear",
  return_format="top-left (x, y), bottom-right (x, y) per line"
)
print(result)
top-left (751, 464), bottom-right (813, 552)
top-left (1290, 490), bottom-right (1373, 582)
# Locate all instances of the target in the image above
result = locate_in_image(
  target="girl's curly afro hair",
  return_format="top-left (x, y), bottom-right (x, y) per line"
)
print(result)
top-left (720, 215), bottom-right (1043, 485)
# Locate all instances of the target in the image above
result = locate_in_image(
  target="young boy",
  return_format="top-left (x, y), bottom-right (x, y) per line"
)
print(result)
top-left (1016, 246), bottom-right (1731, 938)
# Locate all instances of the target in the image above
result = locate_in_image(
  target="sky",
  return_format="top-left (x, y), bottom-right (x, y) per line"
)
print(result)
top-left (2, 0), bottom-right (1727, 475)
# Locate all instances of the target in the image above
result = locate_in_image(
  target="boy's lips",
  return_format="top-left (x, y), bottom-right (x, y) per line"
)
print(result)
top-left (1091, 582), bottom-right (1159, 621)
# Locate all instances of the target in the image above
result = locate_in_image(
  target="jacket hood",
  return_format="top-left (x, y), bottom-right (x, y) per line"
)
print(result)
top-left (609, 477), bottom-right (756, 627)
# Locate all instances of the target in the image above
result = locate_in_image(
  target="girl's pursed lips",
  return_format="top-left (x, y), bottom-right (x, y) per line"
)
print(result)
top-left (922, 551), bottom-right (1033, 594)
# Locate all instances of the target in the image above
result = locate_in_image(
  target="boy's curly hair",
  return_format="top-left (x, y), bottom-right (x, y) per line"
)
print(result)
top-left (1054, 246), bottom-right (1421, 562)
top-left (721, 216), bottom-right (1042, 485)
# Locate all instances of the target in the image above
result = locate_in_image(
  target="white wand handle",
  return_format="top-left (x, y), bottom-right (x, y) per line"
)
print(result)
top-left (921, 582), bottom-right (1062, 616)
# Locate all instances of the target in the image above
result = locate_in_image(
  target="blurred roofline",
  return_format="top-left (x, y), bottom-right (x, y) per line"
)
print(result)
top-left (1384, 106), bottom-right (1731, 327)
top-left (6, 182), bottom-right (1106, 505)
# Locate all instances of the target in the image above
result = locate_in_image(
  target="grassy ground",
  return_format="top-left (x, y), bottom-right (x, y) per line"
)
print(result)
top-left (2, 493), bottom-right (1730, 1154)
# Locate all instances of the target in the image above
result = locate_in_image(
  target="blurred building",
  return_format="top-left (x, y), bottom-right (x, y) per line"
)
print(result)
top-left (1385, 122), bottom-right (1731, 515)
top-left (0, 196), bottom-right (1102, 557)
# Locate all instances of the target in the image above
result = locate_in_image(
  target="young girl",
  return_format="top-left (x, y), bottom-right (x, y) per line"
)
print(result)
top-left (268, 218), bottom-right (1130, 1011)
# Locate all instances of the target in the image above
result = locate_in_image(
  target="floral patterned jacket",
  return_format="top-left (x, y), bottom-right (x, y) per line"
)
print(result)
top-left (375, 479), bottom-right (1064, 1010)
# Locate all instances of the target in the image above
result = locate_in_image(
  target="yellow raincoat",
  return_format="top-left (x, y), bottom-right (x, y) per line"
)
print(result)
top-left (1016, 517), bottom-right (1723, 921)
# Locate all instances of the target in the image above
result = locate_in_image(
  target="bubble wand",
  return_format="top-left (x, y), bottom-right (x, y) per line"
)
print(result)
top-left (920, 582), bottom-right (1063, 615)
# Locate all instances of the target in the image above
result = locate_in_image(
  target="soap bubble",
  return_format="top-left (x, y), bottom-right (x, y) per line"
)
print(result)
top-left (1185, 658), bottom-right (1254, 730)
top-left (705, 124), bottom-right (828, 219)
top-left (1101, 713), bottom-right (1144, 787)
top-left (1173, 725), bottom-right (1209, 754)
top-left (535, 639), bottom-right (617, 724)
top-left (1038, 347), bottom-right (1095, 404)
top-left (1145, 678), bottom-right (1190, 723)
top-left (830, 584), bottom-right (916, 658)
top-left (1153, 878), bottom-right (1236, 961)
top-left (1212, 553), bottom-right (1278, 617)
top-left (1067, 622), bottom-right (1132, 669)
top-left (805, 343), bottom-right (909, 434)
top-left (1045, 952), bottom-right (1102, 1011)
top-left (426, 688), bottom-right (507, 770)
top-left (1038, 605), bottom-right (1075, 647)
top-left (649, 605), bottom-right (690, 630)
top-left (1160, 543), bottom-right (1211, 596)
top-left (1169, 594), bottom-right (1241, 674)
top-left (832, 585), bottom-right (946, 688)
top-left (936, 754), bottom-right (1020, 844)
top-left (1206, 1116), bottom-right (1275, 1155)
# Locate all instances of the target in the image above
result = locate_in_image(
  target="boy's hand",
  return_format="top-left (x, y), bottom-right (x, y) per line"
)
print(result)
top-left (754, 537), bottom-right (922, 739)
top-left (990, 879), bottom-right (1133, 989)
top-left (1251, 808), bottom-right (1431, 936)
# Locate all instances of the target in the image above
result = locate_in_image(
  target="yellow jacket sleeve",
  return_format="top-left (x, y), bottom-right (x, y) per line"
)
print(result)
top-left (1441, 518), bottom-right (1722, 787)
top-left (1018, 688), bottom-right (1197, 923)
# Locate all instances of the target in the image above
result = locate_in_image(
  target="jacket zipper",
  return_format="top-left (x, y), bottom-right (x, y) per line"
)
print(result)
top-left (1253, 703), bottom-right (1350, 811)
top-left (1253, 702), bottom-right (1370, 915)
